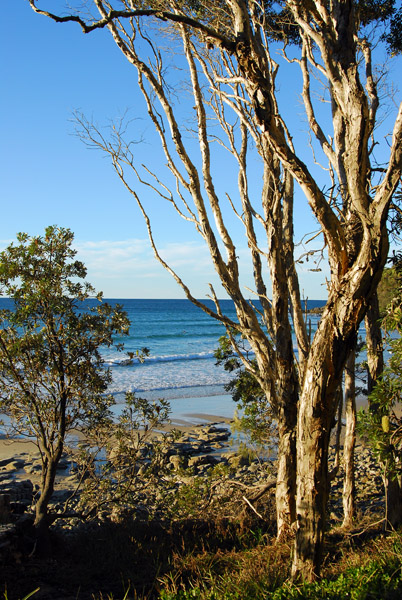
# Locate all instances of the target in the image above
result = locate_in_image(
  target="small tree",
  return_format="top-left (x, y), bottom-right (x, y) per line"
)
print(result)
top-left (0, 226), bottom-right (130, 550)
top-left (359, 260), bottom-right (402, 528)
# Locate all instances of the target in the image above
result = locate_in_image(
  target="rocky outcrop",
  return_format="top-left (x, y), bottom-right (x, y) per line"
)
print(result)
top-left (0, 423), bottom-right (388, 544)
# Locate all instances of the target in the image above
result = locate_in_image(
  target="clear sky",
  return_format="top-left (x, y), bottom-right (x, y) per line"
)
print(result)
top-left (1, 3), bottom-right (401, 299)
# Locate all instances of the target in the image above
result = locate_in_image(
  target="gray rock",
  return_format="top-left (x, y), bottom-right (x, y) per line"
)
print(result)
top-left (25, 464), bottom-right (42, 474)
top-left (188, 455), bottom-right (220, 470)
top-left (56, 459), bottom-right (70, 471)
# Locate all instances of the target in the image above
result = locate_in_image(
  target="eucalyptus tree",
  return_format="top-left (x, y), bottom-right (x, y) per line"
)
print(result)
top-left (0, 226), bottom-right (130, 550)
top-left (27, 0), bottom-right (402, 579)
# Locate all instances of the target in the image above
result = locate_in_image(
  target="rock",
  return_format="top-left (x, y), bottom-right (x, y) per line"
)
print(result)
top-left (188, 454), bottom-right (220, 471)
top-left (0, 480), bottom-right (34, 524)
top-left (177, 435), bottom-right (192, 443)
top-left (9, 460), bottom-right (26, 471)
top-left (0, 494), bottom-right (11, 523)
top-left (0, 477), bottom-right (14, 486)
top-left (24, 464), bottom-right (42, 474)
top-left (1, 458), bottom-right (26, 472)
top-left (56, 458), bottom-right (70, 471)
top-left (188, 455), bottom-right (220, 470)
top-left (169, 455), bottom-right (187, 470)
top-left (228, 454), bottom-right (251, 468)
top-left (196, 426), bottom-right (230, 443)
top-left (0, 457), bottom-right (15, 468)
top-left (200, 425), bottom-right (228, 435)
top-left (1, 480), bottom-right (33, 505)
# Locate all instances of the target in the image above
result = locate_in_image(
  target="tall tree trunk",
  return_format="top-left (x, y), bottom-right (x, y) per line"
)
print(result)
top-left (386, 476), bottom-right (402, 529)
top-left (342, 348), bottom-right (356, 528)
top-left (333, 386), bottom-right (343, 473)
top-left (365, 293), bottom-right (384, 397)
top-left (276, 394), bottom-right (297, 538)
top-left (292, 379), bottom-right (334, 581)
top-left (262, 157), bottom-right (299, 538)
top-left (363, 293), bottom-right (402, 527)
top-left (291, 305), bottom-right (360, 581)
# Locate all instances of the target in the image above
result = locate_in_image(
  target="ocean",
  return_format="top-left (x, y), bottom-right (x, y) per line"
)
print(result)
top-left (98, 298), bottom-right (328, 422)
top-left (0, 298), bottom-right (328, 424)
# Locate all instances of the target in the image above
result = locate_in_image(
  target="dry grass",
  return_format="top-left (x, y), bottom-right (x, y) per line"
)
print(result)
top-left (2, 511), bottom-right (402, 600)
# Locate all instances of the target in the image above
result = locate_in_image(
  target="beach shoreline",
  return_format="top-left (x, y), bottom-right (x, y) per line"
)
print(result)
top-left (0, 391), bottom-right (237, 500)
top-left (0, 389), bottom-right (373, 464)
top-left (0, 389), bottom-right (374, 509)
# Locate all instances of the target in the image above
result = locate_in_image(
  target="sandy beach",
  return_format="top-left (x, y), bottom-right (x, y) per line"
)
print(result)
top-left (0, 437), bottom-right (37, 461)
top-left (0, 390), bottom-right (373, 464)
top-left (0, 389), bottom-right (374, 503)
top-left (0, 391), bottom-right (237, 504)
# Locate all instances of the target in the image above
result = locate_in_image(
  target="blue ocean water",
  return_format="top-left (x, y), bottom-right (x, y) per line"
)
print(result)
top-left (98, 299), bottom-right (328, 402)
top-left (0, 298), bottom-right (331, 421)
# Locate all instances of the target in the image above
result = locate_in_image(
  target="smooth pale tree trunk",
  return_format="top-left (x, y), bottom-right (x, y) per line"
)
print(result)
top-left (342, 348), bottom-right (356, 528)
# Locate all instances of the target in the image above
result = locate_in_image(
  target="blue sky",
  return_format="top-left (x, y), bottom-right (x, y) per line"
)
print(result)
top-left (1, 3), bottom-right (401, 299)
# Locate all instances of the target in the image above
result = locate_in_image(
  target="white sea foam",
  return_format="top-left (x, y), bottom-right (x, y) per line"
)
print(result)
top-left (98, 299), bottom-right (326, 397)
top-left (103, 350), bottom-right (217, 367)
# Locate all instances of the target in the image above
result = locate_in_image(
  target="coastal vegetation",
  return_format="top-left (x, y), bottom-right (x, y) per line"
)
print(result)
top-left (3, 0), bottom-right (402, 592)
top-left (1, 233), bottom-right (402, 596)
top-left (0, 226), bottom-right (130, 550)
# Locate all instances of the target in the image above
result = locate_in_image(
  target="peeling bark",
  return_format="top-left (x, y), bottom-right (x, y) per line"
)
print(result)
top-left (342, 348), bottom-right (356, 529)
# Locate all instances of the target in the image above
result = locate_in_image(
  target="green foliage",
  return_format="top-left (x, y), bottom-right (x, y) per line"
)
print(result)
top-left (159, 543), bottom-right (402, 600)
top-left (215, 333), bottom-right (276, 451)
top-left (2, 590), bottom-right (40, 600)
top-left (76, 392), bottom-right (173, 520)
top-left (158, 561), bottom-right (402, 600)
top-left (0, 226), bottom-right (130, 526)
top-left (377, 266), bottom-right (401, 315)
top-left (269, 559), bottom-right (402, 599)
top-left (0, 226), bottom-right (130, 438)
top-left (166, 474), bottom-right (212, 519)
top-left (382, 5), bottom-right (402, 54)
top-left (358, 339), bottom-right (402, 484)
top-left (358, 261), bottom-right (402, 487)
top-left (358, 0), bottom-right (397, 26)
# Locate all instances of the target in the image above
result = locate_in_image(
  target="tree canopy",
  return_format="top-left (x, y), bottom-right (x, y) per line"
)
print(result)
top-left (0, 226), bottom-right (130, 546)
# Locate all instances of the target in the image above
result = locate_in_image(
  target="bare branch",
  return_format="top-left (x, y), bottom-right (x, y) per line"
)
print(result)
top-left (28, 0), bottom-right (235, 50)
